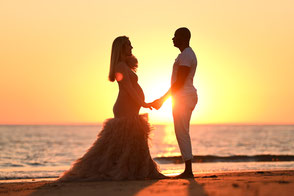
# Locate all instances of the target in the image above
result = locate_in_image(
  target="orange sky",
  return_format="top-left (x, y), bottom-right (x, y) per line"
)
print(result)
top-left (0, 0), bottom-right (293, 124)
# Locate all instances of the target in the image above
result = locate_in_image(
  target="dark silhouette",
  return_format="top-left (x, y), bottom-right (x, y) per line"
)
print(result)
top-left (57, 36), bottom-right (165, 182)
top-left (151, 27), bottom-right (198, 178)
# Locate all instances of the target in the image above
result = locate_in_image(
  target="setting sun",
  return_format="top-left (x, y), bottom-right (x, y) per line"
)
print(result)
top-left (0, 0), bottom-right (293, 125)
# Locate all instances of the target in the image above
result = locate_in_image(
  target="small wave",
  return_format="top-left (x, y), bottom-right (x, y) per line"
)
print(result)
top-left (0, 163), bottom-right (24, 167)
top-left (8, 164), bottom-right (24, 167)
top-left (154, 155), bottom-right (294, 164)
top-left (26, 162), bottom-right (43, 166)
top-left (0, 176), bottom-right (59, 180)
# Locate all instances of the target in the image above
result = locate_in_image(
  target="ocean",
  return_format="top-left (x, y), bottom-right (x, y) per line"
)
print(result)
top-left (1, 124), bottom-right (294, 181)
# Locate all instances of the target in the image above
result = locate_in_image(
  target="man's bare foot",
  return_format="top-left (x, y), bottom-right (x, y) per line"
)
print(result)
top-left (172, 171), bottom-right (194, 179)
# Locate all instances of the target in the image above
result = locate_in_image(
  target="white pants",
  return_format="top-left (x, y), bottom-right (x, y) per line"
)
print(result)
top-left (172, 92), bottom-right (198, 161)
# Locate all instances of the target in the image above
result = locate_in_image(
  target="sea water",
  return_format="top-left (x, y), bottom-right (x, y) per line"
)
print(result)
top-left (1, 124), bottom-right (294, 180)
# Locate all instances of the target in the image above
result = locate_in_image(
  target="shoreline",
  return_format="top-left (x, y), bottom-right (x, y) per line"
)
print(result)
top-left (1, 168), bottom-right (294, 184)
top-left (0, 168), bottom-right (294, 184)
top-left (1, 170), bottom-right (294, 196)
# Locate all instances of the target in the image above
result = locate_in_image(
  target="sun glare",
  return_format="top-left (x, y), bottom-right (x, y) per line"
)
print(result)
top-left (148, 98), bottom-right (174, 124)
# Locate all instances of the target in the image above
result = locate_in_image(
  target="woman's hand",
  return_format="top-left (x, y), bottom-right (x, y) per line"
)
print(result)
top-left (142, 102), bottom-right (153, 110)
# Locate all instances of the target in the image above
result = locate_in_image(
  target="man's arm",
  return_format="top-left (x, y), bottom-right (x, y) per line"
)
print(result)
top-left (171, 65), bottom-right (190, 94)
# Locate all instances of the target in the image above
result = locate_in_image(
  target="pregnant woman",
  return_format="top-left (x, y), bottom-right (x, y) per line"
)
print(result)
top-left (58, 36), bottom-right (165, 181)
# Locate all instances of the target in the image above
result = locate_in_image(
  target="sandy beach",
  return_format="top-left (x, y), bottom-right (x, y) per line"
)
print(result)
top-left (0, 170), bottom-right (293, 196)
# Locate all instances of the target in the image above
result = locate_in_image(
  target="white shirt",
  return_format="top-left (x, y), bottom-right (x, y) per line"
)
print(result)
top-left (171, 47), bottom-right (197, 95)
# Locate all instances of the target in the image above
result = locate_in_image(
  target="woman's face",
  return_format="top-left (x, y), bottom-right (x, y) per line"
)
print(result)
top-left (123, 40), bottom-right (133, 57)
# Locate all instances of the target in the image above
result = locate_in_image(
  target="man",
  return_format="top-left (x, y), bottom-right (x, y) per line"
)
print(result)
top-left (152, 27), bottom-right (198, 178)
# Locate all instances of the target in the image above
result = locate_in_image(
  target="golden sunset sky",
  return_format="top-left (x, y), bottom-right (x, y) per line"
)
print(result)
top-left (1, 0), bottom-right (293, 124)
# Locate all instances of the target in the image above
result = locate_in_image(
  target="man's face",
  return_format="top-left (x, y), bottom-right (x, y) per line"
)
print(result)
top-left (172, 31), bottom-right (183, 48)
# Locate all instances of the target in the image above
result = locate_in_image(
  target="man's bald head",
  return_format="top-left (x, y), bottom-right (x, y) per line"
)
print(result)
top-left (175, 27), bottom-right (191, 42)
top-left (172, 27), bottom-right (191, 50)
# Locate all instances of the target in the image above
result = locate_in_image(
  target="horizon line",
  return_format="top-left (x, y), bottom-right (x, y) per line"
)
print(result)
top-left (1, 122), bottom-right (293, 126)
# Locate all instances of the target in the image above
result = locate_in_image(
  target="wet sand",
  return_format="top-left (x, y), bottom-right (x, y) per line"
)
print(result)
top-left (0, 170), bottom-right (293, 196)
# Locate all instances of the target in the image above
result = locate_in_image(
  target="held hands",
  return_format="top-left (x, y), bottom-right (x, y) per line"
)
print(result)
top-left (150, 98), bottom-right (164, 110)
top-left (143, 97), bottom-right (164, 110)
top-left (142, 102), bottom-right (153, 110)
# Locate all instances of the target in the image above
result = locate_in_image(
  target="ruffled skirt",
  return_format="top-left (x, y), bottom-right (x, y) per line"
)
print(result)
top-left (58, 114), bottom-right (162, 181)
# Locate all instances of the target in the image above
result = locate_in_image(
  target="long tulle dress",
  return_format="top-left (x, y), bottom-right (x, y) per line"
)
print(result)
top-left (58, 62), bottom-right (163, 181)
